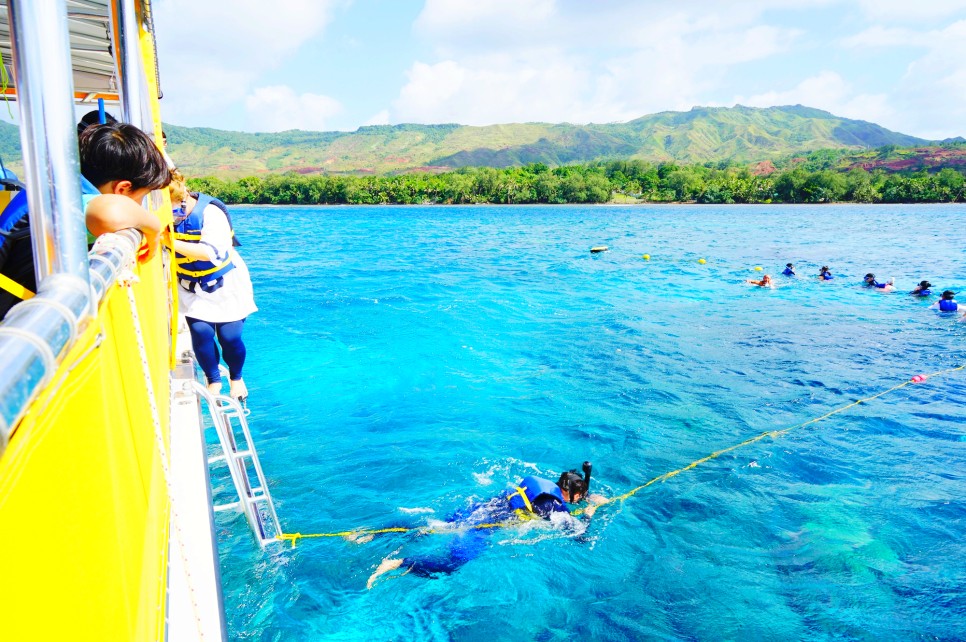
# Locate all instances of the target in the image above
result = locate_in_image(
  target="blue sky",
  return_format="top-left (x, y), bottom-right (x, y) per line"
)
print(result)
top-left (153, 0), bottom-right (966, 139)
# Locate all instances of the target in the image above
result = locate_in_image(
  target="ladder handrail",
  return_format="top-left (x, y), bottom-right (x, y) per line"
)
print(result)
top-left (190, 381), bottom-right (280, 547)
top-left (216, 398), bottom-right (281, 538)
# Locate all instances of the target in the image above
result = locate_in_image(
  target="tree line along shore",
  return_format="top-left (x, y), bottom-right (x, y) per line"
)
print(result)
top-left (186, 159), bottom-right (966, 206)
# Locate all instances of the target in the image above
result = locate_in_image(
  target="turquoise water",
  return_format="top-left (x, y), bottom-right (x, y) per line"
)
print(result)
top-left (217, 204), bottom-right (965, 641)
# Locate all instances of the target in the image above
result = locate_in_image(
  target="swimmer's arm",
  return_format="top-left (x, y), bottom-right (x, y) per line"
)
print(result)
top-left (581, 493), bottom-right (608, 518)
top-left (85, 194), bottom-right (162, 262)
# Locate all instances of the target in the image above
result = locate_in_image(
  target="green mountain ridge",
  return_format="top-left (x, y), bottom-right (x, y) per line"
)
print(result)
top-left (0, 105), bottom-right (952, 177)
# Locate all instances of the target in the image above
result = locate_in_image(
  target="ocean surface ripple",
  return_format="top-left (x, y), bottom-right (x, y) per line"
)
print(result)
top-left (216, 204), bottom-right (965, 641)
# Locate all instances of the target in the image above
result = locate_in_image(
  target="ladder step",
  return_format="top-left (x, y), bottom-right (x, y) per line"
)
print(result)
top-left (198, 380), bottom-right (280, 548)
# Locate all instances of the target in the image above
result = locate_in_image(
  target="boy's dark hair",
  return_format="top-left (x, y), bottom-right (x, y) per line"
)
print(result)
top-left (79, 123), bottom-right (171, 191)
top-left (557, 471), bottom-right (587, 502)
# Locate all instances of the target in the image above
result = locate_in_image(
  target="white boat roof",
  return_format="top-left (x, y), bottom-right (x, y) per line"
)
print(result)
top-left (0, 1), bottom-right (157, 103)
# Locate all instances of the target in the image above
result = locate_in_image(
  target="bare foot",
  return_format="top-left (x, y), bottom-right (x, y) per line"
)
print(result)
top-left (230, 378), bottom-right (248, 401)
top-left (367, 557), bottom-right (404, 589)
top-left (207, 380), bottom-right (222, 395)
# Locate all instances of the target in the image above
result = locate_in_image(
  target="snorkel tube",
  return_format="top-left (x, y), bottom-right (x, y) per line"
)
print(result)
top-left (582, 461), bottom-right (592, 491)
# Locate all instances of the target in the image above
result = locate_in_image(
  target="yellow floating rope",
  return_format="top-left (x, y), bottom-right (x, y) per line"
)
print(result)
top-left (278, 521), bottom-right (527, 549)
top-left (278, 364), bottom-right (965, 545)
top-left (577, 363), bottom-right (965, 513)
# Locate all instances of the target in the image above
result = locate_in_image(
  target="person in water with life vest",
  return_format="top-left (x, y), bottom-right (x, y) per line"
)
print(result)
top-left (746, 274), bottom-right (773, 287)
top-left (365, 462), bottom-right (607, 589)
top-left (818, 266), bottom-right (833, 280)
top-left (169, 171), bottom-right (257, 403)
top-left (863, 273), bottom-right (895, 291)
top-left (782, 263), bottom-right (795, 276)
top-left (910, 280), bottom-right (933, 297)
top-left (931, 290), bottom-right (959, 313)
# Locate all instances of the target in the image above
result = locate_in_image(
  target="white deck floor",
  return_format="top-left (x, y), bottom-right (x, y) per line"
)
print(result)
top-left (167, 335), bottom-right (228, 642)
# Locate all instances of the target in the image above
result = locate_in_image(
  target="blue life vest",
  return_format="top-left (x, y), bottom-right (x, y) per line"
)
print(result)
top-left (782, 267), bottom-right (794, 276)
top-left (914, 289), bottom-right (931, 297)
top-left (821, 272), bottom-right (833, 280)
top-left (173, 193), bottom-right (236, 293)
top-left (189, 192), bottom-right (240, 247)
top-left (939, 299), bottom-right (958, 312)
top-left (505, 475), bottom-right (568, 518)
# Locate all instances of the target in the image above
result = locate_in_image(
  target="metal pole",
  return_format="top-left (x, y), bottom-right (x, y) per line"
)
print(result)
top-left (112, 0), bottom-right (145, 128)
top-left (6, 0), bottom-right (91, 289)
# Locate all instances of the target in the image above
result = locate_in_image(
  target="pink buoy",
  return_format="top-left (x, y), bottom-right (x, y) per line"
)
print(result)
top-left (911, 374), bottom-right (927, 383)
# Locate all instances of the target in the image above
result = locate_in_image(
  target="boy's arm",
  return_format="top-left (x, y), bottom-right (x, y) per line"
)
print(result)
top-left (85, 194), bottom-right (161, 261)
top-left (582, 493), bottom-right (608, 518)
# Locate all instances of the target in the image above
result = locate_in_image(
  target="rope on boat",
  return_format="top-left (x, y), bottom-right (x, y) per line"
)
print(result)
top-left (276, 363), bottom-right (965, 547)
top-left (126, 279), bottom-right (208, 641)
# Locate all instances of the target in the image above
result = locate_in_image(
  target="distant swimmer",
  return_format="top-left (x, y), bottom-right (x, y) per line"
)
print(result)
top-left (911, 280), bottom-right (933, 297)
top-left (365, 462), bottom-right (607, 588)
top-left (818, 266), bottom-right (833, 280)
top-left (782, 263), bottom-right (796, 276)
top-left (931, 290), bottom-right (959, 312)
top-left (746, 274), bottom-right (774, 287)
top-left (863, 273), bottom-right (895, 292)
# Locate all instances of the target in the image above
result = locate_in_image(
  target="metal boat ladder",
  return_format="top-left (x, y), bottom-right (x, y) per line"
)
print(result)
top-left (193, 381), bottom-right (281, 547)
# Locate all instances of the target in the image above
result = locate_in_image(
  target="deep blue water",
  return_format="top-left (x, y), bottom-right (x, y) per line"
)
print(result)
top-left (216, 204), bottom-right (966, 641)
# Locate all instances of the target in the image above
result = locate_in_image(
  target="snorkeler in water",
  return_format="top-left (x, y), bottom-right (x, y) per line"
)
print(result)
top-left (365, 463), bottom-right (607, 588)
top-left (863, 273), bottom-right (895, 292)
top-left (746, 274), bottom-right (773, 287)
top-left (911, 281), bottom-right (933, 297)
top-left (931, 290), bottom-right (959, 312)
top-left (782, 263), bottom-right (796, 276)
top-left (818, 266), bottom-right (833, 280)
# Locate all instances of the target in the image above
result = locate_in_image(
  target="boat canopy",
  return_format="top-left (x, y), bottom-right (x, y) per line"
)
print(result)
top-left (0, 0), bottom-right (160, 104)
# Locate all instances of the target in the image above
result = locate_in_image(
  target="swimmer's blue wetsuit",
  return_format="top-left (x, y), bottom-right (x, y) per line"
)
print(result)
top-left (820, 271), bottom-right (833, 280)
top-left (402, 476), bottom-right (573, 577)
top-left (782, 267), bottom-right (795, 276)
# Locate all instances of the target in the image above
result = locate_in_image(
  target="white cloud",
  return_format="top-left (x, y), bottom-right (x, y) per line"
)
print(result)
top-left (414, 0), bottom-right (557, 49)
top-left (854, 0), bottom-right (966, 22)
top-left (735, 71), bottom-right (896, 127)
top-left (840, 26), bottom-right (923, 48)
top-left (393, 2), bottom-right (804, 127)
top-left (890, 20), bottom-right (966, 138)
top-left (244, 85), bottom-right (343, 132)
top-left (154, 0), bottom-right (345, 127)
top-left (392, 56), bottom-right (599, 125)
top-left (362, 110), bottom-right (391, 127)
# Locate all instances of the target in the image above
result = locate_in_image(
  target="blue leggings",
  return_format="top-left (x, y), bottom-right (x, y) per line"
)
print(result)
top-left (186, 317), bottom-right (247, 384)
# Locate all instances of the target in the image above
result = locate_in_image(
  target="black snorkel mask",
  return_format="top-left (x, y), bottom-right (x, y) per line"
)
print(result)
top-left (558, 461), bottom-right (593, 502)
